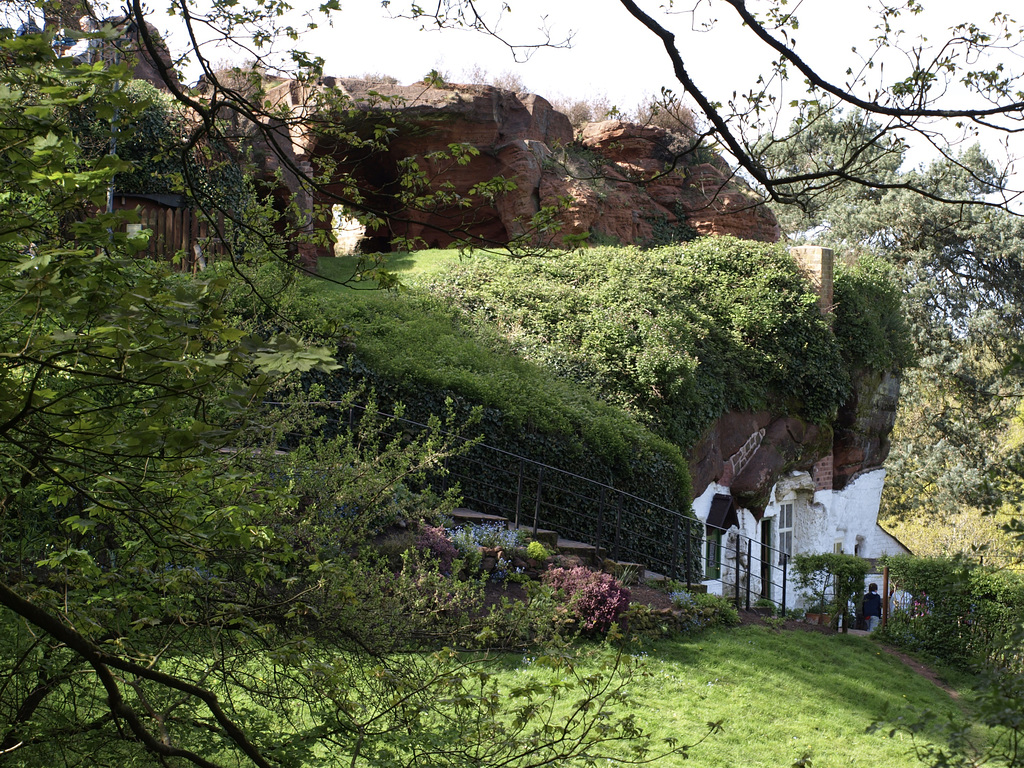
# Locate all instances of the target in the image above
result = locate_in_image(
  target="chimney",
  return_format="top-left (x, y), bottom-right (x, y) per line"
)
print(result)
top-left (790, 246), bottom-right (833, 315)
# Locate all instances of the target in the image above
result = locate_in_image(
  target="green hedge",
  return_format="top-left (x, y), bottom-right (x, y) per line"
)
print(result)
top-left (880, 555), bottom-right (1024, 669)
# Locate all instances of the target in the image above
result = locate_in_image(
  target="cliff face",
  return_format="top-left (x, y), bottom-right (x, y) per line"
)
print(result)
top-left (272, 80), bottom-right (781, 254)
top-left (688, 366), bottom-right (900, 510)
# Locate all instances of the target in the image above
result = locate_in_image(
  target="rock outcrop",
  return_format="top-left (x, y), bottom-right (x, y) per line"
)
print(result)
top-left (265, 79), bottom-right (781, 255)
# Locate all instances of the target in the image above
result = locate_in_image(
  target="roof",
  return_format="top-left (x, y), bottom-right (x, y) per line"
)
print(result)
top-left (706, 493), bottom-right (739, 531)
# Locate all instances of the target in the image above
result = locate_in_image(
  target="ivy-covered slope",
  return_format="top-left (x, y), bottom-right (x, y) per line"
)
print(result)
top-left (280, 238), bottom-right (909, 512)
top-left (424, 238), bottom-right (888, 451)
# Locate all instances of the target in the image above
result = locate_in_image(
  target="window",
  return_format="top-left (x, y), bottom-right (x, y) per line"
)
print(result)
top-left (833, 541), bottom-right (844, 554)
top-left (705, 527), bottom-right (722, 580)
top-left (778, 502), bottom-right (793, 564)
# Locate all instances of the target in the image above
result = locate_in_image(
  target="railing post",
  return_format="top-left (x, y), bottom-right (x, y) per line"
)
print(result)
top-left (882, 564), bottom-right (889, 629)
top-left (514, 459), bottom-right (525, 529)
top-left (670, 518), bottom-right (680, 581)
top-left (532, 466), bottom-right (544, 535)
top-left (781, 553), bottom-right (788, 618)
top-left (735, 533), bottom-right (741, 609)
top-left (745, 538), bottom-right (752, 610)
top-left (595, 486), bottom-right (606, 557)
top-left (613, 494), bottom-right (623, 562)
top-left (685, 521), bottom-right (693, 588)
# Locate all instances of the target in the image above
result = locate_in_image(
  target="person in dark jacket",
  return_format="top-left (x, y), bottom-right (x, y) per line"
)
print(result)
top-left (862, 582), bottom-right (882, 631)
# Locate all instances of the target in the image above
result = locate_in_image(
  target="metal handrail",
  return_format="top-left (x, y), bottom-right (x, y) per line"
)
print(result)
top-left (277, 400), bottom-right (705, 584)
top-left (275, 399), bottom-right (799, 605)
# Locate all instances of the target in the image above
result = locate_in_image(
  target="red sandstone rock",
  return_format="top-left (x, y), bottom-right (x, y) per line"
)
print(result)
top-left (261, 79), bottom-right (780, 255)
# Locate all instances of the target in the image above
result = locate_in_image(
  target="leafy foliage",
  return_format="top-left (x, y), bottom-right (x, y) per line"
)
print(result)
top-left (833, 254), bottom-right (915, 372)
top-left (426, 238), bottom-right (853, 449)
top-left (0, 31), bottom-right (698, 768)
top-left (767, 109), bottom-right (1024, 535)
top-left (879, 555), bottom-right (1024, 670)
top-left (792, 553), bottom-right (870, 630)
top-left (414, 524), bottom-right (460, 575)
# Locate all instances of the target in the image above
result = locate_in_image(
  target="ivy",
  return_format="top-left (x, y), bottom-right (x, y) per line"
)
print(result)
top-left (426, 237), bottom-right (853, 450)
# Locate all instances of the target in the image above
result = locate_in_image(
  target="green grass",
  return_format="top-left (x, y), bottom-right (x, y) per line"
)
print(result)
top-left (496, 626), bottom-right (978, 768)
top-left (316, 249), bottom-right (462, 288)
top-left (294, 255), bottom-right (692, 502)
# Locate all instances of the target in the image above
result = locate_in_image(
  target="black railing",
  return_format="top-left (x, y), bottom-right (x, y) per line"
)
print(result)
top-left (702, 530), bottom-right (791, 616)
top-left (302, 401), bottom-right (707, 584)
top-left (278, 399), bottom-right (805, 603)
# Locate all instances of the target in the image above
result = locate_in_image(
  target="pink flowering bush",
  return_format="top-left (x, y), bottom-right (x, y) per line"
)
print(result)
top-left (415, 525), bottom-right (459, 575)
top-left (542, 567), bottom-right (631, 634)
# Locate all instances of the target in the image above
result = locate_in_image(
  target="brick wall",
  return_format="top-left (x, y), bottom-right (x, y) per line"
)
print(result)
top-left (812, 454), bottom-right (834, 491)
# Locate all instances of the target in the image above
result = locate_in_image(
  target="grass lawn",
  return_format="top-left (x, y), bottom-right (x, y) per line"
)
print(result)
top-left (316, 249), bottom-right (463, 289)
top-left (496, 625), bottom-right (977, 768)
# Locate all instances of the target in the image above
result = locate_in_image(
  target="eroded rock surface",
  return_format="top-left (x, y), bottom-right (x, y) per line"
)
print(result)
top-left (267, 80), bottom-right (780, 254)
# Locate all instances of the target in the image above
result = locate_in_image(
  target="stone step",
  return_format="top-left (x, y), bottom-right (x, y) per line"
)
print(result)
top-left (449, 508), bottom-right (509, 527)
top-left (510, 523), bottom-right (559, 550)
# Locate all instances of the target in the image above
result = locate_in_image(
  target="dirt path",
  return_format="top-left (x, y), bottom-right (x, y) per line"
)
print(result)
top-left (875, 645), bottom-right (960, 699)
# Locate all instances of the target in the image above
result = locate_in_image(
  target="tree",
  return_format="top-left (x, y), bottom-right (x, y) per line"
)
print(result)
top-left (412, 0), bottom-right (1024, 213)
top-left (0, 21), bottom-right (714, 768)
top-left (761, 108), bottom-right (1024, 550)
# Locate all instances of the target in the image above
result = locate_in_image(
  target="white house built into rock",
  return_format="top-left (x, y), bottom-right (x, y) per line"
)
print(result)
top-left (689, 246), bottom-right (911, 611)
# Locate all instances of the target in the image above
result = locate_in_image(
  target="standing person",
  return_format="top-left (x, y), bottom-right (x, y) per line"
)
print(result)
top-left (862, 582), bottom-right (882, 631)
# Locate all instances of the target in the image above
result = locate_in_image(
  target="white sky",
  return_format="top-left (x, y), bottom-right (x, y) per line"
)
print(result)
top-left (164, 0), bottom-right (1023, 178)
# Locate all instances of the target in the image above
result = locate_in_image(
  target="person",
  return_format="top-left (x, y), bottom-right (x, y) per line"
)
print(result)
top-left (862, 582), bottom-right (882, 631)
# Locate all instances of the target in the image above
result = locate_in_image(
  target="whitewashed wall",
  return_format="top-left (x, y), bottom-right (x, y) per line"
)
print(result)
top-left (692, 468), bottom-right (909, 609)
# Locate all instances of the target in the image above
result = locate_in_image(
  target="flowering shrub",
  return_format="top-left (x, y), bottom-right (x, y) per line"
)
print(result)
top-left (414, 525), bottom-right (459, 575)
top-left (542, 567), bottom-right (630, 633)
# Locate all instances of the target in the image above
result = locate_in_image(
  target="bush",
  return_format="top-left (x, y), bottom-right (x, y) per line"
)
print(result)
top-left (669, 590), bottom-right (739, 632)
top-left (833, 255), bottom-right (915, 371)
top-left (526, 540), bottom-right (552, 561)
top-left (427, 239), bottom-right (849, 450)
top-left (543, 567), bottom-right (631, 634)
top-left (792, 553), bottom-right (870, 630)
top-left (415, 525), bottom-right (459, 575)
top-left (879, 555), bottom-right (1024, 669)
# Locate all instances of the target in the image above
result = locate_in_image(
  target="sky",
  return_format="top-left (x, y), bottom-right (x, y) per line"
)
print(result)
top-left (163, 0), bottom-right (1023, 182)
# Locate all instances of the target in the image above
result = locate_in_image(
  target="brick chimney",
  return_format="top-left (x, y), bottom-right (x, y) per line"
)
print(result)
top-left (790, 246), bottom-right (834, 315)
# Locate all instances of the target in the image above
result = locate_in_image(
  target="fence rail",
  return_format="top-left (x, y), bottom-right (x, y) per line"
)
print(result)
top-left (700, 531), bottom-right (791, 615)
top-left (282, 400), bottom-right (797, 610)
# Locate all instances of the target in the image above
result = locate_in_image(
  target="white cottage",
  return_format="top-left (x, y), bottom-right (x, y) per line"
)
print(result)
top-left (688, 246), bottom-right (910, 610)
top-left (692, 468), bottom-right (909, 610)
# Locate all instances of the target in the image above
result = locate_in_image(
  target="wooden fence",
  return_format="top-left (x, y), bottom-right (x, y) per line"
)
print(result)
top-left (132, 207), bottom-right (229, 272)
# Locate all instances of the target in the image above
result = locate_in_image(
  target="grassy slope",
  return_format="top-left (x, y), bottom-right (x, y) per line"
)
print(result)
top-left (306, 252), bottom-right (691, 498)
top-left (497, 626), bottom-right (976, 768)
top-left (309, 254), bottom-right (979, 765)
top-left (316, 249), bottom-right (461, 288)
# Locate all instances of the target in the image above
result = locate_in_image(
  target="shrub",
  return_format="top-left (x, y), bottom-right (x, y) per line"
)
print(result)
top-left (879, 555), bottom-right (1024, 669)
top-left (669, 590), bottom-right (739, 632)
top-left (542, 567), bottom-right (631, 634)
top-left (526, 540), bottom-right (551, 561)
top-left (415, 525), bottom-right (459, 575)
top-left (792, 553), bottom-right (870, 630)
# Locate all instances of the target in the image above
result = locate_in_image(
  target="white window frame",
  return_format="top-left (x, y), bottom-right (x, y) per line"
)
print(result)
top-left (778, 502), bottom-right (794, 564)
